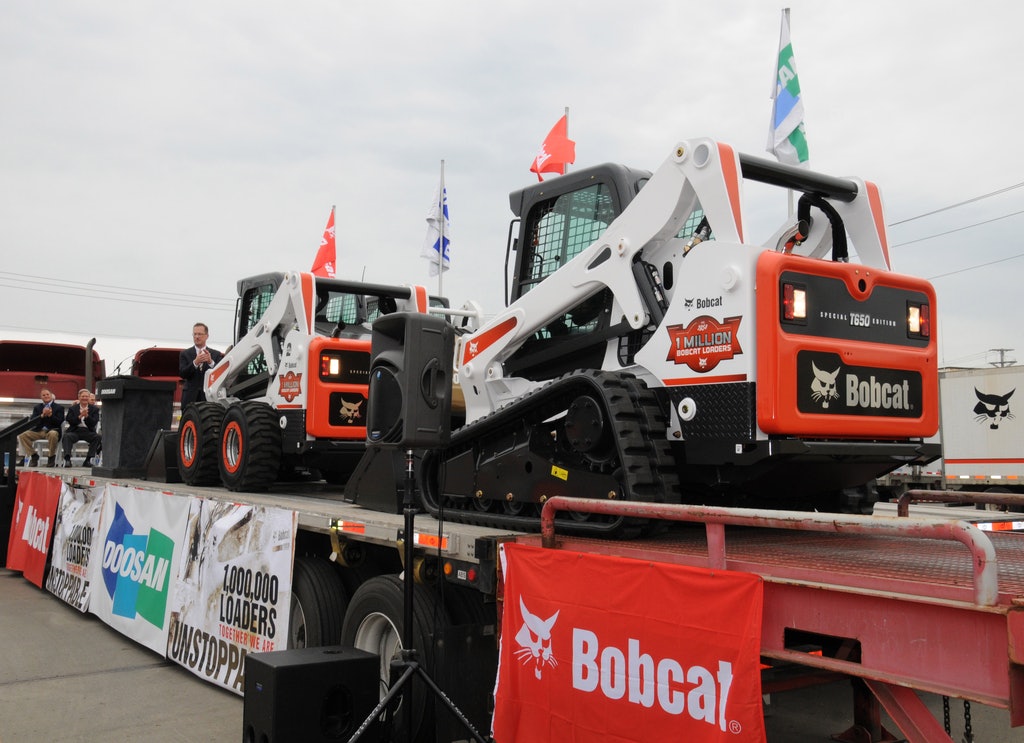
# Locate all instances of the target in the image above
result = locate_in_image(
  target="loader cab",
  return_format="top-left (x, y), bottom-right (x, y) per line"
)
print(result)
top-left (504, 164), bottom-right (650, 379)
top-left (231, 273), bottom-right (450, 400)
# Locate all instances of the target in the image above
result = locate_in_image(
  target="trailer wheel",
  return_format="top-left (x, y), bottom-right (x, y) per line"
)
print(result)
top-left (341, 575), bottom-right (448, 742)
top-left (439, 584), bottom-right (496, 631)
top-left (289, 556), bottom-right (348, 649)
top-left (219, 401), bottom-right (282, 492)
top-left (178, 402), bottom-right (223, 485)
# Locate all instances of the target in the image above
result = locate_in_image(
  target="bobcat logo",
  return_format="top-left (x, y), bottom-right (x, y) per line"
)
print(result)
top-left (338, 398), bottom-right (363, 423)
top-left (974, 388), bottom-right (1015, 430)
top-left (514, 597), bottom-right (559, 680)
top-left (810, 361), bottom-right (841, 409)
top-left (684, 297), bottom-right (694, 310)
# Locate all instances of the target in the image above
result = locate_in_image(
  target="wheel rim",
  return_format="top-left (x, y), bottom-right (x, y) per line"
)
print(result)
top-left (353, 612), bottom-right (402, 700)
top-left (180, 422), bottom-right (197, 467)
top-left (289, 594), bottom-right (308, 648)
top-left (223, 421), bottom-right (242, 473)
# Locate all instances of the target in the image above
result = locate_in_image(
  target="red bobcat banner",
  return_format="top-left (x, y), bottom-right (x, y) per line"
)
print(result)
top-left (493, 543), bottom-right (766, 743)
top-left (6, 471), bottom-right (63, 587)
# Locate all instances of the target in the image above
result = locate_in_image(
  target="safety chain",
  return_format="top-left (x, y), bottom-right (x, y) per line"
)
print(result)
top-left (944, 695), bottom-right (976, 742)
top-left (962, 699), bottom-right (973, 743)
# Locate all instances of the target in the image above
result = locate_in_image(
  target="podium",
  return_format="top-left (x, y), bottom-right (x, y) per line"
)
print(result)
top-left (93, 376), bottom-right (175, 478)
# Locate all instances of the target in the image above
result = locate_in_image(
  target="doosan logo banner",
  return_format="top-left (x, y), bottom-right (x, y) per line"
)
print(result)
top-left (493, 543), bottom-right (766, 743)
top-left (101, 502), bottom-right (174, 625)
top-left (88, 485), bottom-right (191, 655)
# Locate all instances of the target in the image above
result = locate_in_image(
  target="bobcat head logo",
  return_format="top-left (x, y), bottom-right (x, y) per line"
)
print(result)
top-left (338, 398), bottom-right (363, 423)
top-left (811, 361), bottom-right (841, 409)
top-left (514, 597), bottom-right (559, 680)
top-left (684, 297), bottom-right (694, 310)
top-left (974, 388), bottom-right (1015, 430)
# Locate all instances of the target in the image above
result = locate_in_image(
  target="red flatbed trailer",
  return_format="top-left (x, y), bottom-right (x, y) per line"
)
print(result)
top-left (519, 496), bottom-right (1024, 743)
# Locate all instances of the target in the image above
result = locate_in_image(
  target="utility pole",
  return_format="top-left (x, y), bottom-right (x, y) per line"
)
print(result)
top-left (988, 348), bottom-right (1017, 367)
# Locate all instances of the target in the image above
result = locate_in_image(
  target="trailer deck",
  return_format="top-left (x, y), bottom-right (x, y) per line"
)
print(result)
top-left (42, 470), bottom-right (1024, 742)
top-left (56, 467), bottom-right (520, 585)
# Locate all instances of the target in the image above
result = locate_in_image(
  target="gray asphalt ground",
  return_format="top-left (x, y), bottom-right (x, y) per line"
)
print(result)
top-left (0, 569), bottom-right (241, 743)
top-left (3, 566), bottom-right (1024, 742)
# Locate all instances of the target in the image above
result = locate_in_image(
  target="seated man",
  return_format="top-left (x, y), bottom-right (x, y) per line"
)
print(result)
top-left (62, 388), bottom-right (101, 467)
top-left (17, 389), bottom-right (65, 467)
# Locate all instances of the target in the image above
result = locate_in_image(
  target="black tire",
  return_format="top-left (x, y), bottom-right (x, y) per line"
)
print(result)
top-left (219, 401), bottom-right (282, 492)
top-left (178, 402), bottom-right (223, 485)
top-left (288, 556), bottom-right (348, 649)
top-left (340, 575), bottom-right (449, 742)
top-left (439, 584), bottom-right (496, 632)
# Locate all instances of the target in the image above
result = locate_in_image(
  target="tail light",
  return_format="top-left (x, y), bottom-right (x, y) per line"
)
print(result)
top-left (782, 282), bottom-right (807, 323)
top-left (907, 302), bottom-right (930, 339)
top-left (320, 352), bottom-right (343, 379)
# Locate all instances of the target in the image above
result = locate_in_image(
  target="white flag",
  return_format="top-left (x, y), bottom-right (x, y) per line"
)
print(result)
top-left (421, 184), bottom-right (451, 276)
top-left (767, 8), bottom-right (809, 166)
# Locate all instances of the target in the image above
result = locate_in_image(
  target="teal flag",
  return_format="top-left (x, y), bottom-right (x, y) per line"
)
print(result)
top-left (767, 8), bottom-right (809, 166)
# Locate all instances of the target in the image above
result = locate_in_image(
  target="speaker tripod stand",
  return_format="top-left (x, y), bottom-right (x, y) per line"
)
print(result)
top-left (347, 449), bottom-right (489, 743)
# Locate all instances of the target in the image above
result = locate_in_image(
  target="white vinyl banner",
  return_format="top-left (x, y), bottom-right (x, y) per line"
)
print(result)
top-left (46, 481), bottom-right (106, 612)
top-left (165, 498), bottom-right (297, 695)
top-left (87, 485), bottom-right (191, 655)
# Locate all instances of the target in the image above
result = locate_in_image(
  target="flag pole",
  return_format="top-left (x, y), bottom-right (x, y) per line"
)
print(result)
top-left (563, 106), bottom-right (570, 175)
top-left (782, 8), bottom-right (794, 217)
top-left (438, 159), bottom-right (445, 297)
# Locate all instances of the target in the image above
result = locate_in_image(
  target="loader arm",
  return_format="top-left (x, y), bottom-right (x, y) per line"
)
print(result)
top-left (458, 138), bottom-right (746, 423)
top-left (204, 272), bottom-right (318, 405)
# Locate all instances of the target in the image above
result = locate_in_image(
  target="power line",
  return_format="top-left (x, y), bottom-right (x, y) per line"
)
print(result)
top-left (0, 322), bottom-right (196, 345)
top-left (889, 181), bottom-right (1024, 226)
top-left (890, 209), bottom-right (1024, 248)
top-left (0, 271), bottom-right (234, 305)
top-left (0, 281), bottom-right (231, 311)
top-left (925, 252), bottom-right (1024, 281)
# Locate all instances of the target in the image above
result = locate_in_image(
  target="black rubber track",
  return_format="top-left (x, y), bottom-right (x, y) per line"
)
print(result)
top-left (421, 370), bottom-right (681, 535)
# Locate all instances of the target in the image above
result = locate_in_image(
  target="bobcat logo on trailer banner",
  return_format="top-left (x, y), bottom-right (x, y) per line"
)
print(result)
top-left (494, 543), bottom-right (765, 742)
top-left (6, 471), bottom-right (63, 588)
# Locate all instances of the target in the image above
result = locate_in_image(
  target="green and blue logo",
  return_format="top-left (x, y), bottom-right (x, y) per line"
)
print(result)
top-left (101, 502), bottom-right (174, 627)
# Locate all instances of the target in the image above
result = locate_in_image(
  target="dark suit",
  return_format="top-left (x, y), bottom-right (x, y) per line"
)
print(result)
top-left (179, 346), bottom-right (224, 407)
top-left (29, 401), bottom-right (65, 433)
top-left (17, 400), bottom-right (65, 459)
top-left (63, 403), bottom-right (101, 461)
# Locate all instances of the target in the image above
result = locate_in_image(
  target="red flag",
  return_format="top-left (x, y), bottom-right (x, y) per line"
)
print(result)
top-left (529, 115), bottom-right (576, 181)
top-left (311, 206), bottom-right (336, 278)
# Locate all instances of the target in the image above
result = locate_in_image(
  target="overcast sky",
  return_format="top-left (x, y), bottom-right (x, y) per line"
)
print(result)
top-left (2, 1), bottom-right (1022, 371)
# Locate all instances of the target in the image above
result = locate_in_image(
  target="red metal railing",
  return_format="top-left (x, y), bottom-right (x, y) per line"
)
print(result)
top-left (539, 496), bottom-right (999, 606)
top-left (896, 488), bottom-right (1024, 517)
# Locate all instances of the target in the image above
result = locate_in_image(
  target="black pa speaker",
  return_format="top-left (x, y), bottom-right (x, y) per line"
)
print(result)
top-left (142, 429), bottom-right (181, 483)
top-left (367, 312), bottom-right (455, 448)
top-left (243, 646), bottom-right (381, 743)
